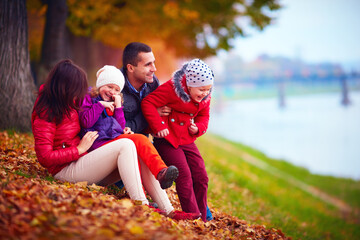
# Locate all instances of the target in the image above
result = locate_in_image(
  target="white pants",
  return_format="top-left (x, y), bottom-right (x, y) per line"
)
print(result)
top-left (55, 138), bottom-right (174, 214)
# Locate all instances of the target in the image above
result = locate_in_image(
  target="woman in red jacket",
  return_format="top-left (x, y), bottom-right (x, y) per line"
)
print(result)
top-left (31, 59), bottom-right (199, 220)
top-left (141, 59), bottom-right (214, 221)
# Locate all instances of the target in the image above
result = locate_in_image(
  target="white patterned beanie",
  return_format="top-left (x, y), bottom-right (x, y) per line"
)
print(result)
top-left (96, 65), bottom-right (125, 91)
top-left (185, 59), bottom-right (214, 87)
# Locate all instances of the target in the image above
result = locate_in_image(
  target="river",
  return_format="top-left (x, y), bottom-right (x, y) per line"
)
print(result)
top-left (208, 91), bottom-right (360, 180)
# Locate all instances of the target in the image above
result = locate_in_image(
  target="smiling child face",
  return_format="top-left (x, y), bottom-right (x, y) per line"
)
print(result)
top-left (99, 84), bottom-right (121, 101)
top-left (188, 84), bottom-right (212, 102)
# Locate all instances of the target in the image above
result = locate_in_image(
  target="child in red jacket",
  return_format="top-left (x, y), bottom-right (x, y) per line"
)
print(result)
top-left (141, 59), bottom-right (214, 222)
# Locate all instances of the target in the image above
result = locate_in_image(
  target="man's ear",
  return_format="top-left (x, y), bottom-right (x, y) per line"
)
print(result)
top-left (127, 64), bottom-right (134, 73)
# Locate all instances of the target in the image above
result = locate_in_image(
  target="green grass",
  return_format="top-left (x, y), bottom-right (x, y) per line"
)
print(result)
top-left (197, 133), bottom-right (360, 240)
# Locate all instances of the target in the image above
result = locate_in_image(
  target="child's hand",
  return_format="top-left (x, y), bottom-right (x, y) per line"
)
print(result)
top-left (77, 131), bottom-right (98, 155)
top-left (112, 94), bottom-right (122, 108)
top-left (156, 129), bottom-right (169, 138)
top-left (100, 101), bottom-right (115, 112)
top-left (157, 106), bottom-right (172, 116)
top-left (123, 127), bottom-right (134, 134)
top-left (188, 121), bottom-right (199, 135)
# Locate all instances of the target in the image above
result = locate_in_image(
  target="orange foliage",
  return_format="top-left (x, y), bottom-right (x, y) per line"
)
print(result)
top-left (1, 131), bottom-right (291, 239)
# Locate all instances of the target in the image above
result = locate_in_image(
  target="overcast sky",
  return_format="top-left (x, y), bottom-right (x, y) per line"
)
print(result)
top-left (230, 0), bottom-right (360, 67)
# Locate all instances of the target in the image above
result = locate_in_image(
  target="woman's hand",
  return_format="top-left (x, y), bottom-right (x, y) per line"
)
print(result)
top-left (123, 127), bottom-right (134, 134)
top-left (77, 131), bottom-right (98, 155)
top-left (99, 101), bottom-right (115, 112)
top-left (156, 129), bottom-right (169, 138)
top-left (157, 106), bottom-right (172, 116)
top-left (113, 95), bottom-right (122, 108)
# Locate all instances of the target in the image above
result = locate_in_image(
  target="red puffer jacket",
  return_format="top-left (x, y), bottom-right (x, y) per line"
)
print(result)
top-left (31, 87), bottom-right (83, 175)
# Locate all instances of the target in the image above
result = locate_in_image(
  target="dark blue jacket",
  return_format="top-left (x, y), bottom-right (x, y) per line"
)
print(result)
top-left (121, 67), bottom-right (159, 134)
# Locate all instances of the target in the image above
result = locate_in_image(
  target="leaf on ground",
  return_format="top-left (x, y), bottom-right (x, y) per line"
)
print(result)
top-left (0, 131), bottom-right (291, 239)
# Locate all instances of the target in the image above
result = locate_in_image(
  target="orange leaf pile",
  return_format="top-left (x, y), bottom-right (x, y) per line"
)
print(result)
top-left (0, 131), bottom-right (291, 239)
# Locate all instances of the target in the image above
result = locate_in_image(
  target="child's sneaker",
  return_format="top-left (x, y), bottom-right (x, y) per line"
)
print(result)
top-left (114, 180), bottom-right (124, 189)
top-left (148, 202), bottom-right (158, 209)
top-left (147, 204), bottom-right (165, 214)
top-left (168, 210), bottom-right (201, 220)
top-left (206, 205), bottom-right (213, 221)
top-left (157, 166), bottom-right (179, 189)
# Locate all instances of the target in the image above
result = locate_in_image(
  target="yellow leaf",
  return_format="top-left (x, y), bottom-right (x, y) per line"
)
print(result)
top-left (96, 228), bottom-right (115, 238)
top-left (120, 199), bottom-right (134, 209)
top-left (108, 223), bottom-right (120, 231)
top-left (246, 227), bottom-right (255, 233)
top-left (129, 226), bottom-right (144, 235)
top-left (78, 209), bottom-right (91, 215)
top-left (37, 214), bottom-right (47, 222)
top-left (30, 218), bottom-right (40, 226)
top-left (75, 181), bottom-right (88, 188)
top-left (89, 183), bottom-right (103, 191)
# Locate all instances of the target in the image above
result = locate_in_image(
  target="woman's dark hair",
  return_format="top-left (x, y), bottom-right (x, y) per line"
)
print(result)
top-left (34, 59), bottom-right (88, 124)
top-left (122, 42), bottom-right (152, 69)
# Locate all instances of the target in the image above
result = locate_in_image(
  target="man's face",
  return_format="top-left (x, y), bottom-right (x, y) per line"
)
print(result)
top-left (131, 52), bottom-right (157, 84)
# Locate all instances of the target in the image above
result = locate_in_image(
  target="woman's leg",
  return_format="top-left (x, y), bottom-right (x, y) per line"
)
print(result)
top-left (118, 134), bottom-right (167, 176)
top-left (54, 138), bottom-right (149, 205)
top-left (154, 138), bottom-right (200, 215)
top-left (182, 142), bottom-right (209, 222)
top-left (138, 157), bottom-right (174, 215)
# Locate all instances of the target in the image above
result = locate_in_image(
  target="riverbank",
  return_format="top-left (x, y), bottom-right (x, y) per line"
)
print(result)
top-left (197, 133), bottom-right (360, 239)
top-left (209, 91), bottom-right (360, 180)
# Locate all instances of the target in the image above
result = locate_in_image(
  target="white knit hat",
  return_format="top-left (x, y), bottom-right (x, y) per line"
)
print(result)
top-left (185, 59), bottom-right (214, 87)
top-left (96, 65), bottom-right (125, 90)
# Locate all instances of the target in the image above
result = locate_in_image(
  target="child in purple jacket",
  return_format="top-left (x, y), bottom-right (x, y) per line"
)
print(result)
top-left (79, 65), bottom-right (178, 190)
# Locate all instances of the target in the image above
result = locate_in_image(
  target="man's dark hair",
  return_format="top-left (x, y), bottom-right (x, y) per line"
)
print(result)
top-left (122, 42), bottom-right (152, 69)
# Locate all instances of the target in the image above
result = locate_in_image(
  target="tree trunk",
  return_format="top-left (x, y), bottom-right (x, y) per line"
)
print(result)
top-left (36, 0), bottom-right (69, 86)
top-left (0, 0), bottom-right (36, 132)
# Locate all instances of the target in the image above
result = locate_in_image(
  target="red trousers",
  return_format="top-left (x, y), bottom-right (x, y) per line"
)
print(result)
top-left (154, 138), bottom-right (209, 222)
top-left (108, 134), bottom-right (167, 177)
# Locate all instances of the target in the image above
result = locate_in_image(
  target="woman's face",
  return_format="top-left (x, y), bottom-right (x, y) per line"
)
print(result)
top-left (99, 84), bottom-right (121, 101)
top-left (188, 84), bottom-right (212, 102)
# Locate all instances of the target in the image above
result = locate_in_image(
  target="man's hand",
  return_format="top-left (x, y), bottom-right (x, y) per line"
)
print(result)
top-left (157, 106), bottom-right (172, 117)
top-left (77, 131), bottom-right (98, 155)
top-left (156, 129), bottom-right (169, 138)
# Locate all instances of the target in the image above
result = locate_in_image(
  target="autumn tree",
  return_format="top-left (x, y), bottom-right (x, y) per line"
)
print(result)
top-left (36, 0), bottom-right (70, 86)
top-left (0, 0), bottom-right (36, 132)
top-left (28, 0), bottom-right (281, 84)
top-left (65, 0), bottom-right (281, 57)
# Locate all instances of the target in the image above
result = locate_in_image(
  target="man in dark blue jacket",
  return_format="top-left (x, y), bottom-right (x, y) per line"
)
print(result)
top-left (120, 42), bottom-right (170, 134)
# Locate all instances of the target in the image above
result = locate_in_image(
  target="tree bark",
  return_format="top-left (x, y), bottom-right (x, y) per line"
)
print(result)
top-left (36, 0), bottom-right (69, 86)
top-left (0, 0), bottom-right (36, 132)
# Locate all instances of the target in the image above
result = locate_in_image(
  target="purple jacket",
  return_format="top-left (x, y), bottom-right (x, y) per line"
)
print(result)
top-left (79, 94), bottom-right (126, 151)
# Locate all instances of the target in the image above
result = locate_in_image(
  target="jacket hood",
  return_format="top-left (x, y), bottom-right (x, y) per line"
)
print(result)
top-left (172, 63), bottom-right (212, 103)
